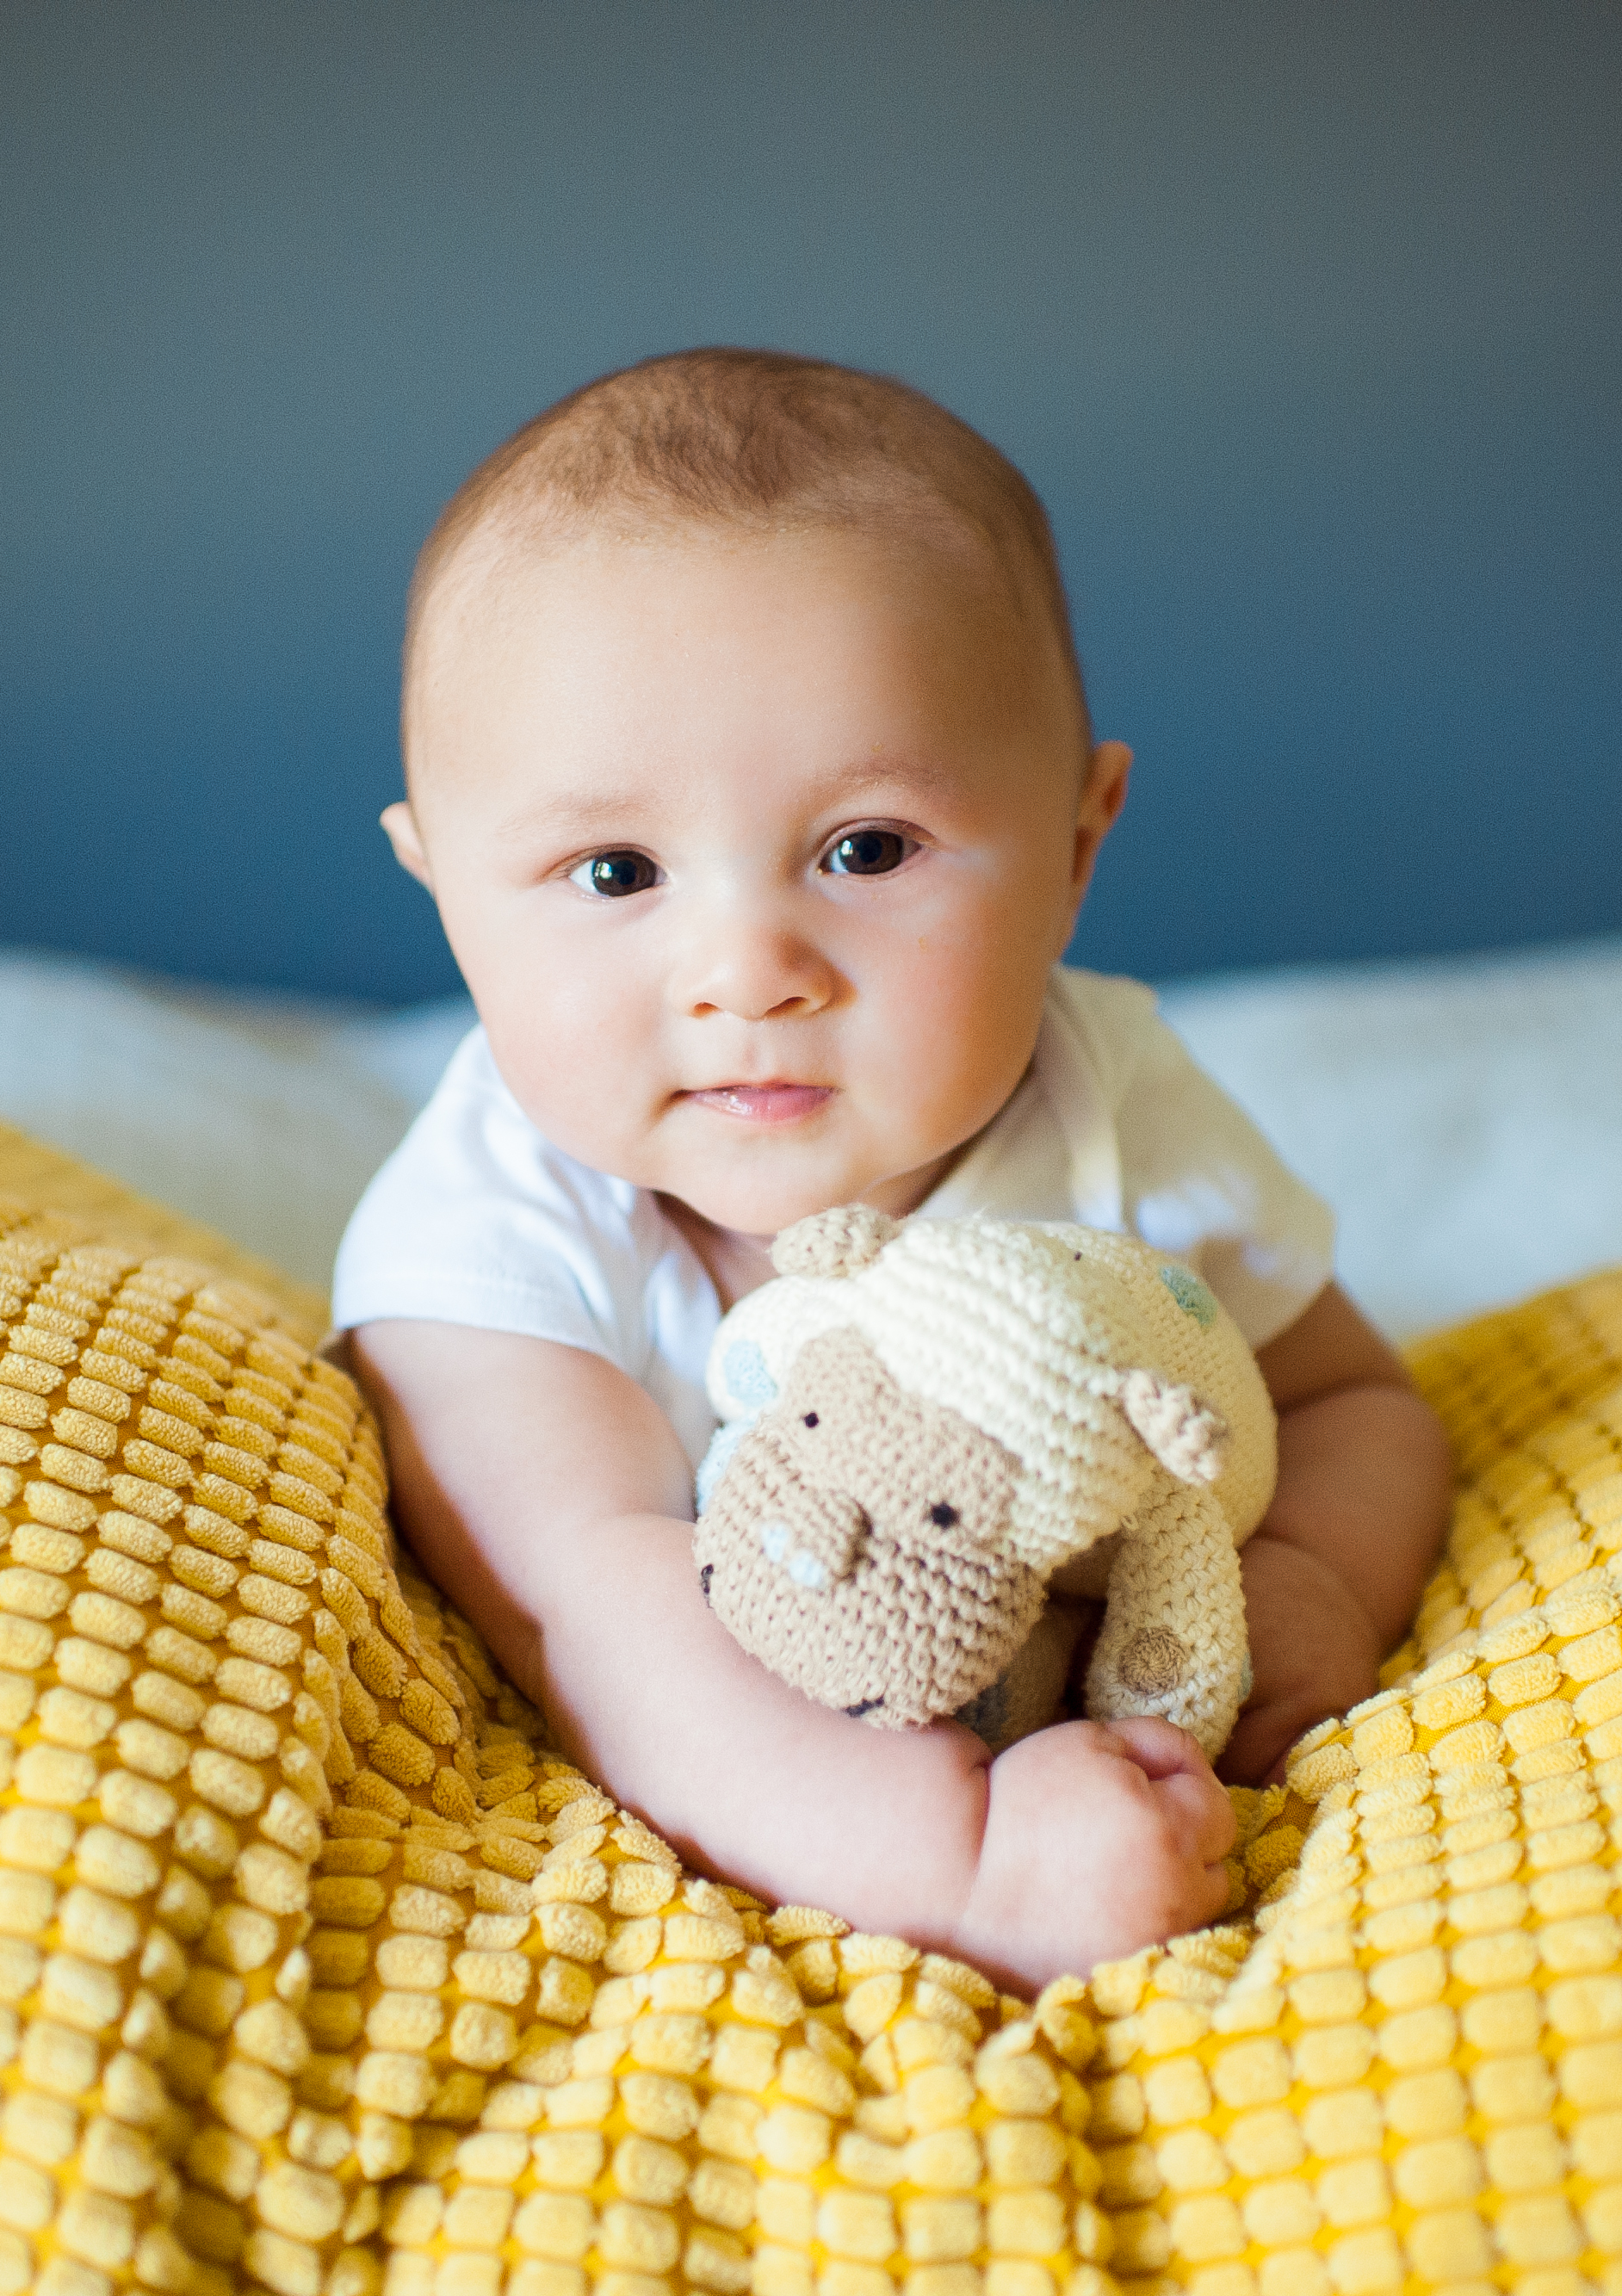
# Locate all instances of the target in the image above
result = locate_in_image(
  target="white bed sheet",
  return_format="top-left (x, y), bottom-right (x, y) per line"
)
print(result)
top-left (2, 940), bottom-right (1619, 1337)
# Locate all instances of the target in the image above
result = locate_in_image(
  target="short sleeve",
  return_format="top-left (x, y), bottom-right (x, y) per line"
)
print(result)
top-left (1105, 987), bottom-right (1336, 1347)
top-left (333, 1028), bottom-right (660, 1364)
top-left (331, 1029), bottom-right (722, 1467)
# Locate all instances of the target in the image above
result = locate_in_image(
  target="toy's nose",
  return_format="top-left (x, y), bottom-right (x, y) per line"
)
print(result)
top-left (756, 1485), bottom-right (868, 1591)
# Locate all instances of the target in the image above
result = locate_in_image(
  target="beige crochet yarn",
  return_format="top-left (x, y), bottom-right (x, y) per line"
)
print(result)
top-left (695, 1211), bottom-right (1278, 1757)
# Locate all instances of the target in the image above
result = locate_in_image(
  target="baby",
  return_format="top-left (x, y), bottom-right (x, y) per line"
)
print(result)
top-left (335, 349), bottom-right (1451, 1990)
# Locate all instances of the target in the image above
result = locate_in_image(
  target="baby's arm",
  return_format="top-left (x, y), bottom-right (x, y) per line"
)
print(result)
top-left (1221, 1282), bottom-right (1452, 1785)
top-left (353, 1321), bottom-right (1235, 1991)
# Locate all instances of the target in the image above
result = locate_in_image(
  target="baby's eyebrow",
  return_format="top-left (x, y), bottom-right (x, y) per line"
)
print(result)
top-left (807, 758), bottom-right (958, 806)
top-left (491, 783), bottom-right (662, 845)
top-left (492, 758), bottom-right (957, 847)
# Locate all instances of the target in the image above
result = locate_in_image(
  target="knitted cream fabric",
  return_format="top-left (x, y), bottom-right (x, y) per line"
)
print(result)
top-left (3, 1136), bottom-right (1622, 2296)
top-left (705, 1216), bottom-right (1277, 1582)
top-left (699, 1216), bottom-right (1277, 1754)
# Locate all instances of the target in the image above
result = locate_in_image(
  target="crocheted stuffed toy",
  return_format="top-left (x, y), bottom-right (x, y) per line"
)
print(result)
top-left (695, 1207), bottom-right (1278, 1757)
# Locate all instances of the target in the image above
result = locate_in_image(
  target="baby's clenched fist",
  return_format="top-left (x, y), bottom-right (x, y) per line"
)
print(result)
top-left (952, 1714), bottom-right (1236, 1992)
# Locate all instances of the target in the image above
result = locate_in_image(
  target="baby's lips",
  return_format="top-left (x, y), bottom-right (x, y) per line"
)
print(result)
top-left (684, 1082), bottom-right (833, 1123)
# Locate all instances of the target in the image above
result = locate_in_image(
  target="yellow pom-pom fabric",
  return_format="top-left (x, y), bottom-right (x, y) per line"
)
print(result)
top-left (2, 1123), bottom-right (1622, 2296)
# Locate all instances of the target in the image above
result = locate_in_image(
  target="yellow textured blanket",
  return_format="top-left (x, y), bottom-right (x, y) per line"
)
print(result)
top-left (0, 1119), bottom-right (1619, 2296)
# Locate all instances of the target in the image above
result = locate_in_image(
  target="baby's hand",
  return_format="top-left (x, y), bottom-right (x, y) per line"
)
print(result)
top-left (1220, 1536), bottom-right (1382, 1786)
top-left (953, 1716), bottom-right (1236, 1991)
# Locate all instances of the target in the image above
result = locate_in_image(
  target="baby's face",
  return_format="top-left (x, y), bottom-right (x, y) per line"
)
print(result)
top-left (393, 522), bottom-right (1128, 1240)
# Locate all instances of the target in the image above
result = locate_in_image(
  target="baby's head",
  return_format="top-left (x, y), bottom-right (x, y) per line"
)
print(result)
top-left (386, 349), bottom-right (1130, 1241)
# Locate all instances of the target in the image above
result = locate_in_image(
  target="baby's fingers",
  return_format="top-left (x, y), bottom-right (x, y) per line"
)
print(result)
top-left (1191, 1849), bottom-right (1236, 1929)
top-left (1105, 1714), bottom-right (1217, 1782)
top-left (1155, 1761), bottom-right (1239, 1866)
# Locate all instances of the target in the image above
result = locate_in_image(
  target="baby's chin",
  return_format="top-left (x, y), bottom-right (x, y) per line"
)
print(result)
top-left (544, 1101), bottom-right (963, 1241)
top-left (653, 1154), bottom-right (932, 1245)
top-left (663, 1179), bottom-right (867, 1243)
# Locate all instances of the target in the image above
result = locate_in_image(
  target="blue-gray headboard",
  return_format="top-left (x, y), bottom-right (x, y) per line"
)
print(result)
top-left (6, 0), bottom-right (1619, 1002)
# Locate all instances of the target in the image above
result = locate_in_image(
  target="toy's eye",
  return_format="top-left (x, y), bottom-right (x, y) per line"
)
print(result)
top-left (802, 1413), bottom-right (820, 1428)
top-left (929, 1502), bottom-right (959, 1528)
top-left (568, 850), bottom-right (661, 898)
top-left (822, 829), bottom-right (915, 877)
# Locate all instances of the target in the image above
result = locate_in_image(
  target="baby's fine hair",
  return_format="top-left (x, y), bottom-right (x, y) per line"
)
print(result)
top-left (405, 347), bottom-right (1088, 731)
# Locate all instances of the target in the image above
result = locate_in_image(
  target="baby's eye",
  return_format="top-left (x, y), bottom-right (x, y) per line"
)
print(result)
top-left (821, 829), bottom-right (916, 878)
top-left (569, 851), bottom-right (661, 898)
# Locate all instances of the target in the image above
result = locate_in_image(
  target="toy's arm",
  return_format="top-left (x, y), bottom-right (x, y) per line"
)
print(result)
top-left (1085, 1482), bottom-right (1248, 1759)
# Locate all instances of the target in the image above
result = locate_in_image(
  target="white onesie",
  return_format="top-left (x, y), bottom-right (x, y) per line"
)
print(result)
top-left (331, 967), bottom-right (1335, 1470)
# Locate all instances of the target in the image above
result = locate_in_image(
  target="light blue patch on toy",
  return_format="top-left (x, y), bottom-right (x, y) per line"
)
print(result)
top-left (695, 1418), bottom-right (751, 1514)
top-left (722, 1340), bottom-right (778, 1408)
top-left (1160, 1264), bottom-right (1218, 1327)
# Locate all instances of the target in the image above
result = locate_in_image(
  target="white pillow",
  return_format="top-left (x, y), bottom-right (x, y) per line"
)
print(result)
top-left (1161, 938), bottom-right (1622, 1336)
top-left (4, 939), bottom-right (1619, 1337)
top-left (0, 950), bottom-right (472, 1293)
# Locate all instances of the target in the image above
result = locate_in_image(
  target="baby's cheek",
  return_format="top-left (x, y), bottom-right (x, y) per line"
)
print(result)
top-left (852, 944), bottom-right (1043, 1148)
top-left (481, 970), bottom-right (662, 1162)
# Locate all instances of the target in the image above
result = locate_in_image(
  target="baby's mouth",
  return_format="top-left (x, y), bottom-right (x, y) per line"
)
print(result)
top-left (683, 1083), bottom-right (833, 1125)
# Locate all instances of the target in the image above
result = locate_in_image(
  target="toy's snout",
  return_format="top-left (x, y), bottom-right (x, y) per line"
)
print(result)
top-left (754, 1479), bottom-right (867, 1591)
top-left (695, 1323), bottom-right (1039, 1728)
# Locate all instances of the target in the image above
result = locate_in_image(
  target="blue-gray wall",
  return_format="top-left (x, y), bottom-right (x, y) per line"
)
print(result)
top-left (6, 2), bottom-right (1619, 1002)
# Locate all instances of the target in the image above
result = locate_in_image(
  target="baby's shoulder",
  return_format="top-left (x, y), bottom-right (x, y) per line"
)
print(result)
top-left (332, 1021), bottom-right (666, 1334)
top-left (402, 1026), bottom-right (630, 1215)
top-left (1043, 964), bottom-right (1168, 1101)
top-left (1048, 962), bottom-right (1160, 1030)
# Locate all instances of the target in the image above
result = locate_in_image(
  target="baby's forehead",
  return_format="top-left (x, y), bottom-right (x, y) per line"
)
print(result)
top-left (447, 493), bottom-right (1022, 621)
top-left (421, 504), bottom-right (1047, 690)
top-left (401, 518), bottom-right (1084, 854)
top-left (404, 528), bottom-right (1061, 826)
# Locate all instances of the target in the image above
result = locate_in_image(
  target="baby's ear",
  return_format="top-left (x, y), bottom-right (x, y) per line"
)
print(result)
top-left (381, 801), bottom-right (433, 889)
top-left (1087, 1367), bottom-right (1229, 1485)
top-left (772, 1205), bottom-right (901, 1279)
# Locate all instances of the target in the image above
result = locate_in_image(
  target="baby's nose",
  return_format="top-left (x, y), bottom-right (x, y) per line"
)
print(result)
top-left (672, 912), bottom-right (840, 1024)
top-left (756, 1485), bottom-right (868, 1590)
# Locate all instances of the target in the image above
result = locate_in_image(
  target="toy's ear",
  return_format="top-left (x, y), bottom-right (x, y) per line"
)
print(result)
top-left (771, 1205), bottom-right (901, 1279)
top-left (1086, 1367), bottom-right (1229, 1485)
